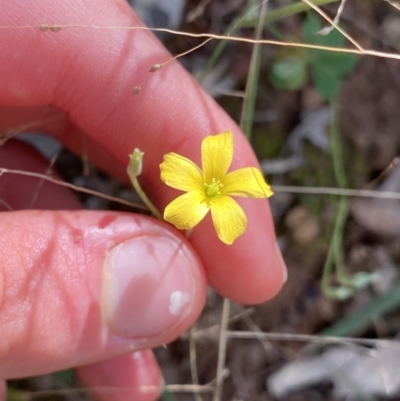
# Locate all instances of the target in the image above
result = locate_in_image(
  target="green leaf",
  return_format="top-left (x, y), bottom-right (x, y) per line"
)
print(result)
top-left (303, 13), bottom-right (323, 44)
top-left (270, 57), bottom-right (308, 90)
top-left (321, 284), bottom-right (400, 337)
top-left (303, 14), bottom-right (345, 47)
top-left (302, 14), bottom-right (358, 99)
top-left (318, 51), bottom-right (358, 76)
top-left (312, 62), bottom-right (341, 100)
top-left (350, 272), bottom-right (378, 289)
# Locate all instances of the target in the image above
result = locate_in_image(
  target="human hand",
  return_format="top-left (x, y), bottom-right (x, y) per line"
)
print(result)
top-left (0, 1), bottom-right (287, 400)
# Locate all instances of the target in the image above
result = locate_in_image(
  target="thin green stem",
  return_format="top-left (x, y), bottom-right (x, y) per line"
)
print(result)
top-left (240, 0), bottom-right (267, 139)
top-left (130, 176), bottom-right (163, 220)
top-left (329, 98), bottom-right (352, 285)
top-left (332, 199), bottom-right (350, 285)
top-left (242, 0), bottom-right (341, 27)
top-left (199, 0), bottom-right (257, 82)
top-left (330, 100), bottom-right (347, 189)
top-left (321, 219), bottom-right (337, 291)
top-left (321, 98), bottom-right (352, 299)
top-left (321, 196), bottom-right (350, 298)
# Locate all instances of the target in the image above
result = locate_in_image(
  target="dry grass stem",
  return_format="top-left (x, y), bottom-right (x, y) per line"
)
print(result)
top-left (383, 0), bottom-right (400, 10)
top-left (0, 115), bottom-right (63, 145)
top-left (193, 307), bottom-right (255, 340)
top-left (157, 38), bottom-right (213, 69)
top-left (186, 0), bottom-right (212, 23)
top-left (363, 157), bottom-right (400, 189)
top-left (2, 24), bottom-right (400, 61)
top-left (28, 156), bottom-right (57, 208)
top-left (213, 298), bottom-right (230, 401)
top-left (332, 0), bottom-right (347, 26)
top-left (272, 185), bottom-right (400, 200)
top-left (226, 331), bottom-right (398, 347)
top-left (164, 383), bottom-right (214, 393)
top-left (234, 305), bottom-right (274, 354)
top-left (189, 324), bottom-right (203, 401)
top-left (301, 0), bottom-right (361, 49)
top-left (0, 167), bottom-right (147, 210)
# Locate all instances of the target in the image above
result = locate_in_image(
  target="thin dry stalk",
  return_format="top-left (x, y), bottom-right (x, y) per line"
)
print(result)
top-left (301, 0), bottom-right (361, 49)
top-left (364, 157), bottom-right (400, 189)
top-left (383, 0), bottom-right (400, 10)
top-left (189, 324), bottom-right (203, 401)
top-left (272, 185), bottom-right (400, 200)
top-left (332, 0), bottom-right (347, 25)
top-left (0, 167), bottom-right (146, 210)
top-left (3, 24), bottom-right (400, 60)
top-left (0, 115), bottom-right (63, 145)
top-left (186, 0), bottom-right (212, 23)
top-left (234, 305), bottom-right (274, 354)
top-left (164, 383), bottom-right (214, 393)
top-left (28, 155), bottom-right (57, 208)
top-left (226, 331), bottom-right (398, 347)
top-left (193, 307), bottom-right (255, 340)
top-left (320, 0), bottom-right (347, 35)
top-left (152, 37), bottom-right (213, 71)
top-left (213, 298), bottom-right (230, 401)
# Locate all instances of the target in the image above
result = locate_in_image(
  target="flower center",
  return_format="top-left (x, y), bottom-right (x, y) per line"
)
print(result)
top-left (204, 178), bottom-right (223, 198)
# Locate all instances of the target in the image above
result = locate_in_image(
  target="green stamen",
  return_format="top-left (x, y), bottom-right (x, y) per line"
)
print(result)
top-left (204, 178), bottom-right (223, 198)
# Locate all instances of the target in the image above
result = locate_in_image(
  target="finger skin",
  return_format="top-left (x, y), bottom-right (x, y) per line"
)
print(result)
top-left (0, 209), bottom-right (206, 379)
top-left (0, 143), bottom-right (206, 380)
top-left (0, 142), bottom-right (167, 398)
top-left (0, 0), bottom-right (285, 303)
top-left (77, 351), bottom-right (162, 401)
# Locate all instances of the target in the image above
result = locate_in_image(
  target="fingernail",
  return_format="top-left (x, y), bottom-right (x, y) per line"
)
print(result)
top-left (103, 235), bottom-right (196, 339)
top-left (275, 241), bottom-right (288, 283)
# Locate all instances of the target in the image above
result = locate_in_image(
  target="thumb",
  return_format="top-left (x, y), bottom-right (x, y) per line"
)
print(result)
top-left (0, 143), bottom-right (206, 379)
top-left (0, 209), bottom-right (205, 379)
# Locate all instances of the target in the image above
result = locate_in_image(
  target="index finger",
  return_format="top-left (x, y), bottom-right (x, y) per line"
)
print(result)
top-left (0, 0), bottom-right (286, 304)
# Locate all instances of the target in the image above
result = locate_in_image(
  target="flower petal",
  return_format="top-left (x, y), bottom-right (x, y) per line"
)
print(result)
top-left (164, 191), bottom-right (210, 230)
top-left (160, 153), bottom-right (204, 191)
top-left (223, 168), bottom-right (273, 198)
top-left (210, 196), bottom-right (247, 245)
top-left (202, 131), bottom-right (233, 181)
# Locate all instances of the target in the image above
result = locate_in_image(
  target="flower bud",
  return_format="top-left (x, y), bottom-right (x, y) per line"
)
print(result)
top-left (127, 148), bottom-right (144, 179)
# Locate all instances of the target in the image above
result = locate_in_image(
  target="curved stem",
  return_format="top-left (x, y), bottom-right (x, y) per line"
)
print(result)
top-left (130, 176), bottom-right (163, 220)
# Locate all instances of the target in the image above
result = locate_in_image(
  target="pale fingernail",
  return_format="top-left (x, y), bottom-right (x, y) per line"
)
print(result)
top-left (275, 241), bottom-right (288, 283)
top-left (103, 235), bottom-right (196, 339)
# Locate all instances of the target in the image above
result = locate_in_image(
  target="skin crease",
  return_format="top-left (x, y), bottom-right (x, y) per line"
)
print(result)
top-left (0, 1), bottom-right (287, 400)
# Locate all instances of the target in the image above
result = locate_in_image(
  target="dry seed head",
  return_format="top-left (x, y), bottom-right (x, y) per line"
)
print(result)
top-left (149, 64), bottom-right (162, 72)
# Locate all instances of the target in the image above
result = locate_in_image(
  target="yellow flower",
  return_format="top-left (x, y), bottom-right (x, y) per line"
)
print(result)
top-left (160, 131), bottom-right (273, 244)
